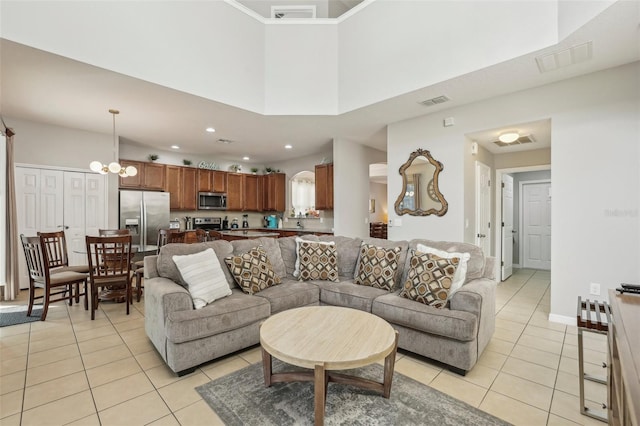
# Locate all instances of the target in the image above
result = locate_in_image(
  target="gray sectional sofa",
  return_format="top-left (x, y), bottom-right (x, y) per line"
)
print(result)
top-left (143, 235), bottom-right (497, 376)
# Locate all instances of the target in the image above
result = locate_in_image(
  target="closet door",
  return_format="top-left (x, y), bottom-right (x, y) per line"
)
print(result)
top-left (64, 172), bottom-right (87, 266)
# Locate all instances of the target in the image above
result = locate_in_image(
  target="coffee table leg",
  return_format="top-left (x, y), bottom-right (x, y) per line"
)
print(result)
top-left (383, 330), bottom-right (399, 398)
top-left (262, 348), bottom-right (272, 387)
top-left (314, 363), bottom-right (326, 426)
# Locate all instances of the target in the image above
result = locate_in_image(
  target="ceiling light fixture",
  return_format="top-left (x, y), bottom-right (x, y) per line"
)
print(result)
top-left (498, 132), bottom-right (520, 143)
top-left (206, 127), bottom-right (216, 133)
top-left (284, 144), bottom-right (292, 149)
top-left (242, 156), bottom-right (250, 161)
top-left (89, 109), bottom-right (137, 177)
top-left (171, 145), bottom-right (180, 149)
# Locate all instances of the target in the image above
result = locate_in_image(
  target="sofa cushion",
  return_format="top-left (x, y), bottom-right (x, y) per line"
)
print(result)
top-left (231, 237), bottom-right (286, 278)
top-left (254, 279), bottom-right (319, 314)
top-left (406, 239), bottom-right (484, 284)
top-left (372, 292), bottom-right (478, 342)
top-left (298, 240), bottom-right (339, 282)
top-left (157, 241), bottom-right (234, 288)
top-left (315, 279), bottom-right (388, 312)
top-left (172, 248), bottom-right (232, 309)
top-left (400, 251), bottom-right (459, 309)
top-left (165, 289), bottom-right (270, 343)
top-left (225, 246), bottom-right (282, 295)
top-left (354, 242), bottom-right (402, 291)
top-left (417, 243), bottom-right (470, 298)
top-left (318, 235), bottom-right (362, 277)
top-left (356, 238), bottom-right (409, 288)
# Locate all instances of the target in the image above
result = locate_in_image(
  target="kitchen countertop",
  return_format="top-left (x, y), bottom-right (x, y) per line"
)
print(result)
top-left (220, 230), bottom-right (280, 238)
top-left (255, 227), bottom-right (334, 234)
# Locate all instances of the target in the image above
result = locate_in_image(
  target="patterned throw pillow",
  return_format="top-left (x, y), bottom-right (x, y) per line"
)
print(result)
top-left (400, 251), bottom-right (459, 308)
top-left (416, 243), bottom-right (470, 298)
top-left (224, 246), bottom-right (281, 295)
top-left (298, 241), bottom-right (339, 282)
top-left (354, 243), bottom-right (401, 291)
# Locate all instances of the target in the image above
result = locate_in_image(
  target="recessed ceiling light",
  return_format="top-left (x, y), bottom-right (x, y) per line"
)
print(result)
top-left (171, 145), bottom-right (180, 149)
top-left (498, 132), bottom-right (519, 143)
top-left (284, 144), bottom-right (292, 149)
top-left (242, 156), bottom-right (250, 161)
top-left (206, 127), bottom-right (216, 133)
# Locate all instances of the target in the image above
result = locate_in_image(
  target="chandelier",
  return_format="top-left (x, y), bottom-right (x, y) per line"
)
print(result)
top-left (89, 109), bottom-right (138, 177)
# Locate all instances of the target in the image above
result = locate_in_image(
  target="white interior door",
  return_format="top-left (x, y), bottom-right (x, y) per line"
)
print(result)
top-left (501, 174), bottom-right (514, 280)
top-left (523, 182), bottom-right (552, 270)
top-left (475, 161), bottom-right (491, 254)
top-left (64, 172), bottom-right (87, 266)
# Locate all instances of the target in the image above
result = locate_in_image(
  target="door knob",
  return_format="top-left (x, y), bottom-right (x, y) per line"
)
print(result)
top-left (57, 225), bottom-right (69, 229)
top-left (477, 233), bottom-right (486, 238)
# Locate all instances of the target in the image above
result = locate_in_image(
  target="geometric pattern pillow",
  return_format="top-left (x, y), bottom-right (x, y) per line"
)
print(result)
top-left (224, 246), bottom-right (281, 295)
top-left (354, 243), bottom-right (401, 291)
top-left (400, 251), bottom-right (459, 309)
top-left (416, 243), bottom-right (470, 298)
top-left (298, 241), bottom-right (339, 282)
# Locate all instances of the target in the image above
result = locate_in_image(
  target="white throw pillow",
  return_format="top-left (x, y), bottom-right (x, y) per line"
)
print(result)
top-left (293, 237), bottom-right (335, 277)
top-left (172, 248), bottom-right (232, 309)
top-left (416, 243), bottom-right (471, 297)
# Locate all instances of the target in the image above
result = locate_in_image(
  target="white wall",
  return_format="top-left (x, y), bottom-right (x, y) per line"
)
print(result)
top-left (387, 62), bottom-right (640, 320)
top-left (333, 139), bottom-right (386, 237)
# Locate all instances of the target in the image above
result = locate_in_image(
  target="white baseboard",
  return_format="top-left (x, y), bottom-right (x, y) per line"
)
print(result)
top-left (548, 313), bottom-right (576, 326)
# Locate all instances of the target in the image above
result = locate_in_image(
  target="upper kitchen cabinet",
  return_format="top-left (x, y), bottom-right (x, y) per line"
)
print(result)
top-left (263, 173), bottom-right (286, 212)
top-left (198, 170), bottom-right (227, 193)
top-left (226, 173), bottom-right (243, 211)
top-left (243, 174), bottom-right (262, 212)
top-left (119, 160), bottom-right (165, 191)
top-left (166, 166), bottom-right (197, 210)
top-left (315, 163), bottom-right (333, 210)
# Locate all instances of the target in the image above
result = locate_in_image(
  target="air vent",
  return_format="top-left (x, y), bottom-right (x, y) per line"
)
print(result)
top-left (271, 5), bottom-right (316, 19)
top-left (419, 95), bottom-right (450, 107)
top-left (493, 134), bottom-right (536, 147)
top-left (218, 139), bottom-right (233, 144)
top-left (535, 41), bottom-right (593, 73)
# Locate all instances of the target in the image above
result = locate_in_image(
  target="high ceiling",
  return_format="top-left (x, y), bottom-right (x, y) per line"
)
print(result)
top-left (1, 1), bottom-right (638, 165)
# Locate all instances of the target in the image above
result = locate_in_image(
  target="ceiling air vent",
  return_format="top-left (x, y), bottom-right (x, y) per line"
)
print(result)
top-left (535, 41), bottom-right (593, 73)
top-left (271, 5), bottom-right (316, 19)
top-left (419, 95), bottom-right (450, 107)
top-left (493, 134), bottom-right (536, 147)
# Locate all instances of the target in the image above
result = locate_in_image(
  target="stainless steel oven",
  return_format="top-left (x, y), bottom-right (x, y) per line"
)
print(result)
top-left (198, 192), bottom-right (226, 210)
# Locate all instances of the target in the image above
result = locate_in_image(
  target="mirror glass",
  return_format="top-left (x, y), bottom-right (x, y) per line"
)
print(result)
top-left (394, 149), bottom-right (448, 216)
top-left (290, 171), bottom-right (315, 217)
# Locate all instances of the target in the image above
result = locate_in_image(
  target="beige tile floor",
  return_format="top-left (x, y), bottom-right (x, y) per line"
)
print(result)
top-left (0, 269), bottom-right (609, 425)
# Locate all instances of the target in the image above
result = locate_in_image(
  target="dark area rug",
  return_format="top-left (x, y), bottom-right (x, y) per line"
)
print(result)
top-left (0, 306), bottom-right (43, 327)
top-left (196, 359), bottom-right (511, 426)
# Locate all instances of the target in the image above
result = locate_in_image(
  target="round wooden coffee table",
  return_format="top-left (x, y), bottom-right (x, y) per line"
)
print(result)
top-left (260, 306), bottom-right (399, 425)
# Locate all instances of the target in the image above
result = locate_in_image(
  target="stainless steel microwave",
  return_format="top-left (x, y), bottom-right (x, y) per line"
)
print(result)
top-left (198, 192), bottom-right (227, 210)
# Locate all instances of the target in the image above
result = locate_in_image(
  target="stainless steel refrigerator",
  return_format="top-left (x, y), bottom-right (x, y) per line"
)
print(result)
top-left (119, 190), bottom-right (170, 253)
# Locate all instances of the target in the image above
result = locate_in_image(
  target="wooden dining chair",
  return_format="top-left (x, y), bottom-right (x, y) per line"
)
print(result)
top-left (20, 234), bottom-right (88, 321)
top-left (85, 235), bottom-right (133, 320)
top-left (194, 228), bottom-right (208, 242)
top-left (207, 230), bottom-right (223, 241)
top-left (38, 230), bottom-right (90, 303)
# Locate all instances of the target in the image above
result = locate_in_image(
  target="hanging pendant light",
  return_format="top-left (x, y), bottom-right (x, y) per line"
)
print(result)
top-left (89, 109), bottom-right (137, 177)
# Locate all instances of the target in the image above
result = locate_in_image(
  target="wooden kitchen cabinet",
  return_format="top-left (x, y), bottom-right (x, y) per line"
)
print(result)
top-left (166, 166), bottom-right (197, 210)
top-left (119, 159), bottom-right (165, 190)
top-left (198, 170), bottom-right (227, 193)
top-left (243, 174), bottom-right (262, 211)
top-left (226, 173), bottom-right (243, 211)
top-left (315, 163), bottom-right (333, 210)
top-left (262, 173), bottom-right (286, 212)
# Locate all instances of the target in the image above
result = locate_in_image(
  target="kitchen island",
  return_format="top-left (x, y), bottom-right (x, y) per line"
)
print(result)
top-left (219, 230), bottom-right (280, 241)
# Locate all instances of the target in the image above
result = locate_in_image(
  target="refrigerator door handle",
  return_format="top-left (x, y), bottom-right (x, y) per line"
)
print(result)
top-left (141, 199), bottom-right (146, 252)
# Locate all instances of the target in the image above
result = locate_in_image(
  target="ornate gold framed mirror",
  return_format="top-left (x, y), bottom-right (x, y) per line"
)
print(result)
top-left (394, 148), bottom-right (448, 217)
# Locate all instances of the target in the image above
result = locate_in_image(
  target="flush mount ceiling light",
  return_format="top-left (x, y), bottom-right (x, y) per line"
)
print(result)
top-left (171, 145), bottom-right (180, 150)
top-left (284, 144), bottom-right (293, 149)
top-left (205, 127), bottom-right (216, 133)
top-left (498, 132), bottom-right (520, 143)
top-left (242, 156), bottom-right (250, 160)
top-left (89, 109), bottom-right (137, 177)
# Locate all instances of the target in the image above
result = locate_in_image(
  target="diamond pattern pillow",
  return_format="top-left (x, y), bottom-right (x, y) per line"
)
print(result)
top-left (224, 246), bottom-right (281, 295)
top-left (400, 251), bottom-right (459, 308)
top-left (354, 243), bottom-right (401, 291)
top-left (298, 241), bottom-right (339, 282)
